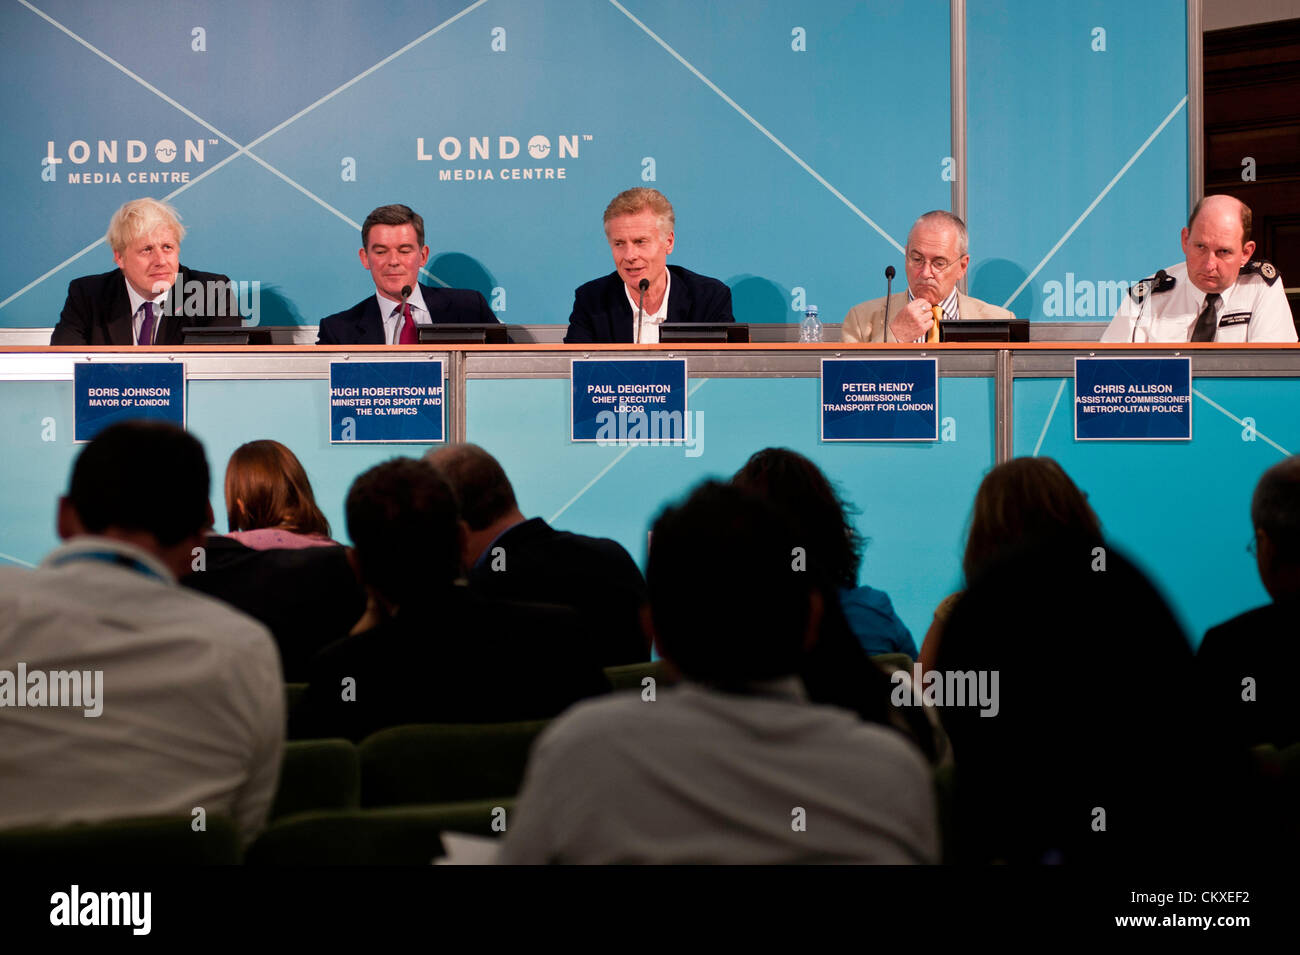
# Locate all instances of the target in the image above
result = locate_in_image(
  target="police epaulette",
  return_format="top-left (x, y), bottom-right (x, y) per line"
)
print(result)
top-left (1241, 259), bottom-right (1280, 286)
top-left (1129, 271), bottom-right (1176, 303)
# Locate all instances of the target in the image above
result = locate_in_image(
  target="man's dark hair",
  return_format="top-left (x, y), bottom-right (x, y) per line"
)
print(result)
top-left (732, 447), bottom-right (863, 590)
top-left (361, 204), bottom-right (425, 249)
top-left (647, 481), bottom-right (811, 687)
top-left (425, 444), bottom-right (518, 531)
top-left (67, 421), bottom-right (209, 547)
top-left (345, 457), bottom-right (459, 606)
top-left (1252, 455), bottom-right (1300, 564)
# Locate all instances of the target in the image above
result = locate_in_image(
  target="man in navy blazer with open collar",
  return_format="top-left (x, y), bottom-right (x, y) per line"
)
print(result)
top-left (317, 203), bottom-right (497, 345)
top-left (563, 188), bottom-right (734, 344)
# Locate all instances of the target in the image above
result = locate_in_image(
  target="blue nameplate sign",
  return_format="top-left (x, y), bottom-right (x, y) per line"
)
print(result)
top-left (821, 358), bottom-right (938, 441)
top-left (329, 361), bottom-right (444, 443)
top-left (1074, 357), bottom-right (1191, 440)
top-left (571, 359), bottom-right (688, 443)
top-left (74, 362), bottom-right (185, 442)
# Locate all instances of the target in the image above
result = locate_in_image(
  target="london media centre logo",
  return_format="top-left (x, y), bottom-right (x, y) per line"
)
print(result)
top-left (416, 131), bottom-right (594, 183)
top-left (41, 136), bottom-right (218, 186)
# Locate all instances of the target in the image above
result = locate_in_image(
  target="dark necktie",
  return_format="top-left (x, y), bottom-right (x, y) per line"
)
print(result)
top-left (1191, 293), bottom-right (1220, 342)
top-left (138, 301), bottom-right (156, 346)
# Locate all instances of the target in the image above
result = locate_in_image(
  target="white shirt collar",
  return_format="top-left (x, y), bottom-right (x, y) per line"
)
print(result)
top-left (124, 274), bottom-right (175, 345)
top-left (377, 284), bottom-right (430, 345)
top-left (624, 270), bottom-right (671, 344)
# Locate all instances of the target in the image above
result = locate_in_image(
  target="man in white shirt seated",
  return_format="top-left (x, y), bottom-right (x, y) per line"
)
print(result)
top-left (1101, 194), bottom-right (1297, 343)
top-left (316, 203), bottom-right (497, 344)
top-left (499, 481), bottom-right (938, 864)
top-left (0, 422), bottom-right (284, 846)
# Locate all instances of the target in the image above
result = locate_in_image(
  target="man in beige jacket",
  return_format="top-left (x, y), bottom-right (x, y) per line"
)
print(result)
top-left (842, 211), bottom-right (1014, 343)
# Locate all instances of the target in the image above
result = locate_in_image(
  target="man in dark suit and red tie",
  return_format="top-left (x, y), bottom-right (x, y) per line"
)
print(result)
top-left (317, 204), bottom-right (497, 345)
top-left (50, 198), bottom-right (239, 346)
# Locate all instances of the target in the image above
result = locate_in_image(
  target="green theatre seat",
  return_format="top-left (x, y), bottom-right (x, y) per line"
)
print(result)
top-left (270, 738), bottom-right (361, 821)
top-left (359, 721), bottom-right (550, 807)
top-left (0, 814), bottom-right (241, 864)
top-left (603, 659), bottom-right (676, 691)
top-left (245, 800), bottom-right (513, 865)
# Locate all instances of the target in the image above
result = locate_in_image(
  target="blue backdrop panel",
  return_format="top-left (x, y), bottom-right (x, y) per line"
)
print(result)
top-left (0, 377), bottom-right (434, 568)
top-left (1013, 376), bottom-right (1297, 643)
top-left (967, 0), bottom-right (1189, 322)
top-left (0, 381), bottom-right (82, 569)
top-left (187, 378), bottom-right (432, 538)
top-left (2, 0), bottom-right (949, 330)
top-left (466, 373), bottom-right (995, 639)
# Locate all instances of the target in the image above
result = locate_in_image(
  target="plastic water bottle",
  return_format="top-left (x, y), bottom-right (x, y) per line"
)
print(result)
top-left (799, 305), bottom-right (822, 343)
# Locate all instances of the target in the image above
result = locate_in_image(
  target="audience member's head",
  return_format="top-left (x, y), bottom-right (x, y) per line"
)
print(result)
top-left (1251, 455), bottom-right (1300, 600)
top-left (425, 443), bottom-right (520, 531)
top-left (732, 447), bottom-right (863, 591)
top-left (936, 539), bottom-right (1255, 864)
top-left (58, 420), bottom-right (211, 576)
top-left (647, 481), bottom-right (816, 689)
top-left (425, 443), bottom-right (525, 569)
top-left (345, 457), bottom-right (461, 609)
top-left (963, 456), bottom-right (1101, 582)
top-left (225, 439), bottom-right (330, 538)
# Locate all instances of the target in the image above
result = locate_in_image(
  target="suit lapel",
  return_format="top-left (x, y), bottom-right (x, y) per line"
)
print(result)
top-left (156, 266), bottom-right (189, 345)
top-left (421, 284), bottom-right (447, 326)
top-left (608, 276), bottom-right (635, 342)
top-left (107, 275), bottom-right (135, 346)
top-left (666, 268), bottom-right (693, 325)
top-left (360, 296), bottom-right (386, 343)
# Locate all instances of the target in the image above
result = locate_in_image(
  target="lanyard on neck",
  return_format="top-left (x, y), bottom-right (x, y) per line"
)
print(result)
top-left (48, 550), bottom-right (166, 583)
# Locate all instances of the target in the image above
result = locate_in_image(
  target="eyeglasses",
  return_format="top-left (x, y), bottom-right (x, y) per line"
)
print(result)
top-left (907, 251), bottom-right (962, 275)
top-left (1246, 535), bottom-right (1257, 556)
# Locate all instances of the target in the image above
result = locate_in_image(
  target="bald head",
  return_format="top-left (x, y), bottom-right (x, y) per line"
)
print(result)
top-left (1187, 195), bottom-right (1251, 244)
top-left (1181, 194), bottom-right (1256, 295)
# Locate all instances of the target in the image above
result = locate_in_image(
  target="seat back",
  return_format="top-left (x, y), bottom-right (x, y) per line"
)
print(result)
top-left (358, 721), bottom-right (550, 807)
top-left (270, 738), bottom-right (361, 820)
top-left (603, 659), bottom-right (675, 691)
top-left (0, 814), bottom-right (241, 864)
top-left (245, 800), bottom-right (513, 865)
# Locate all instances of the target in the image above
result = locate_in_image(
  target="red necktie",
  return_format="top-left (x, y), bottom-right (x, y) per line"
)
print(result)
top-left (398, 303), bottom-right (417, 344)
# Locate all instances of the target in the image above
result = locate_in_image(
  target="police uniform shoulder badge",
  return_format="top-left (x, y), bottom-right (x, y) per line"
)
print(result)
top-left (1129, 270), bottom-right (1176, 303)
top-left (1242, 259), bottom-right (1280, 286)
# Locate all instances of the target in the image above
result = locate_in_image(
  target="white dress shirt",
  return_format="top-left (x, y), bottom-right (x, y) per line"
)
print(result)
top-left (1101, 261), bottom-right (1297, 343)
top-left (0, 537), bottom-right (284, 845)
top-left (624, 270), bottom-right (671, 344)
top-left (124, 277), bottom-right (173, 345)
top-left (499, 677), bottom-right (938, 864)
top-left (377, 284), bottom-right (433, 345)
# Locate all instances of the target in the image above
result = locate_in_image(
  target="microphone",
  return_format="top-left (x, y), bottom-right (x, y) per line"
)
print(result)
top-left (881, 266), bottom-right (896, 339)
top-left (1130, 270), bottom-right (1166, 343)
top-left (401, 284), bottom-right (412, 303)
top-left (637, 278), bottom-right (649, 344)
